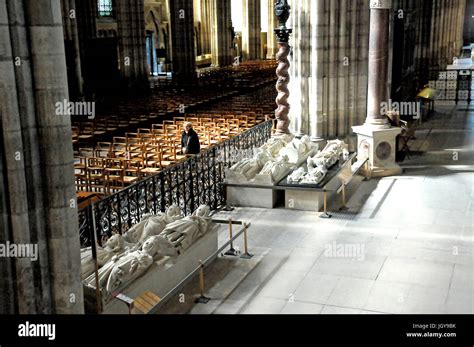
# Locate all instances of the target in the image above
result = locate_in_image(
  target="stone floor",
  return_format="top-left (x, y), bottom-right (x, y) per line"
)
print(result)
top-left (158, 104), bottom-right (473, 314)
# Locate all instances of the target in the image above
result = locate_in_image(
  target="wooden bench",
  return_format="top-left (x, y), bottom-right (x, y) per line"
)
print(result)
top-left (132, 291), bottom-right (161, 314)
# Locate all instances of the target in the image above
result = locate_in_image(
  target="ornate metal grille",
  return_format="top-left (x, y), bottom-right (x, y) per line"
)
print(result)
top-left (79, 120), bottom-right (273, 247)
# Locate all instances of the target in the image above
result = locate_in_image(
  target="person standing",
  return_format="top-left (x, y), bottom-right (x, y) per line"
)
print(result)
top-left (181, 122), bottom-right (200, 155)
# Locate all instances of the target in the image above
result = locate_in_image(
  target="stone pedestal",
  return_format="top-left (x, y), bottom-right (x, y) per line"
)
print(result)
top-left (227, 187), bottom-right (282, 208)
top-left (352, 125), bottom-right (402, 177)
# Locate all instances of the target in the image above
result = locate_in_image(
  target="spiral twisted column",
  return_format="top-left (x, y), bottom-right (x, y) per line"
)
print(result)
top-left (273, 0), bottom-right (292, 136)
top-left (274, 39), bottom-right (291, 135)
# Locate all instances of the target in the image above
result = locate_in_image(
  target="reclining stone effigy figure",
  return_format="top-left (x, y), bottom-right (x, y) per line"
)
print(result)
top-left (154, 205), bottom-right (216, 257)
top-left (287, 139), bottom-right (349, 184)
top-left (122, 205), bottom-right (184, 244)
top-left (254, 154), bottom-right (294, 184)
top-left (226, 150), bottom-right (270, 183)
top-left (260, 133), bottom-right (294, 157)
top-left (82, 204), bottom-right (215, 300)
top-left (278, 135), bottom-right (316, 165)
top-left (80, 205), bottom-right (183, 280)
top-left (84, 236), bottom-right (164, 299)
top-left (225, 134), bottom-right (293, 184)
top-left (81, 233), bottom-right (134, 280)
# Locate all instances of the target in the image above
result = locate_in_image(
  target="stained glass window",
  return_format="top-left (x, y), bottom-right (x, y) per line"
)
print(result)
top-left (98, 0), bottom-right (113, 17)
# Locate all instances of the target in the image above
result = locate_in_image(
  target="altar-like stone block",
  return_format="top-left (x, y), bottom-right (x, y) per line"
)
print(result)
top-left (226, 186), bottom-right (283, 209)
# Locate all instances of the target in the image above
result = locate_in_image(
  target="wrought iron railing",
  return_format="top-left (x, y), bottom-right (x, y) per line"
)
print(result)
top-left (78, 120), bottom-right (273, 247)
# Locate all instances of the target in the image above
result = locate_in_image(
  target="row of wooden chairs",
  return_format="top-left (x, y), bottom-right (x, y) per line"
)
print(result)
top-left (74, 112), bottom-right (265, 194)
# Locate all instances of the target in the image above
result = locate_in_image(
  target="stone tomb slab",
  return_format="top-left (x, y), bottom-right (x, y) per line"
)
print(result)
top-left (84, 228), bottom-right (219, 314)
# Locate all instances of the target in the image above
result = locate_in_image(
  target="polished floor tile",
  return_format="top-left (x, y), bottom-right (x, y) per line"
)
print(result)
top-left (161, 105), bottom-right (473, 315)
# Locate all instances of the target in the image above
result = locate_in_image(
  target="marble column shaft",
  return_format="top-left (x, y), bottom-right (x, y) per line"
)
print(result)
top-left (365, 2), bottom-right (391, 127)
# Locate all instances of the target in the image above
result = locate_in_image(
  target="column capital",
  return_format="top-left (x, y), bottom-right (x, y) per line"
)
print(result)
top-left (369, 0), bottom-right (392, 10)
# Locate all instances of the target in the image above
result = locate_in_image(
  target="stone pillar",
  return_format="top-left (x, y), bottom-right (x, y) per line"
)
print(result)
top-left (242, 0), bottom-right (261, 60)
top-left (287, 0), bottom-right (301, 135)
top-left (458, 0), bottom-right (467, 50)
top-left (210, 0), bottom-right (233, 66)
top-left (61, 0), bottom-right (84, 98)
top-left (365, 0), bottom-right (391, 128)
top-left (347, 0), bottom-right (358, 131)
top-left (3, 0), bottom-right (57, 314)
top-left (0, 0), bottom-right (38, 313)
top-left (309, 0), bottom-right (325, 143)
top-left (355, 0), bottom-right (370, 127)
top-left (267, 0), bottom-right (278, 59)
top-left (337, 0), bottom-right (349, 136)
top-left (116, 0), bottom-right (149, 91)
top-left (200, 0), bottom-right (212, 55)
top-left (433, 0), bottom-right (443, 67)
top-left (0, 0), bottom-right (84, 313)
top-left (25, 0), bottom-right (84, 313)
top-left (274, 0), bottom-right (292, 135)
top-left (327, 0), bottom-right (338, 137)
top-left (446, 0), bottom-right (455, 61)
top-left (75, 0), bottom-right (97, 94)
top-left (0, 0), bottom-right (83, 313)
top-left (292, 0), bottom-right (311, 137)
top-left (170, 0), bottom-right (197, 81)
top-left (353, 0), bottom-right (402, 177)
top-left (288, 0), bottom-right (369, 143)
top-left (441, 0), bottom-right (450, 66)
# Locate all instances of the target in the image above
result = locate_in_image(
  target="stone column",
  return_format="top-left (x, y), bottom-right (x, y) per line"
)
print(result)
top-left (116, 0), bottom-right (149, 91)
top-left (353, 0), bottom-right (402, 177)
top-left (347, 0), bottom-right (358, 131)
top-left (365, 0), bottom-right (391, 128)
top-left (309, 0), bottom-right (326, 143)
top-left (287, 0), bottom-right (300, 135)
top-left (459, 0), bottom-right (467, 50)
top-left (61, 0), bottom-right (84, 98)
top-left (200, 0), bottom-right (212, 55)
top-left (295, 0), bottom-right (311, 136)
top-left (75, 0), bottom-right (97, 93)
top-left (24, 0), bottom-right (84, 313)
top-left (267, 0), bottom-right (278, 59)
top-left (337, 0), bottom-right (349, 136)
top-left (355, 0), bottom-right (370, 126)
top-left (3, 0), bottom-right (57, 314)
top-left (210, 0), bottom-right (233, 66)
top-left (170, 0), bottom-right (197, 81)
top-left (242, 0), bottom-right (261, 60)
top-left (0, 0), bottom-right (37, 313)
top-left (327, 0), bottom-right (338, 137)
top-left (274, 0), bottom-right (292, 135)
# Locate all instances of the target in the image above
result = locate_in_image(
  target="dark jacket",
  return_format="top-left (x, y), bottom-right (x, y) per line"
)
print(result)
top-left (181, 128), bottom-right (201, 154)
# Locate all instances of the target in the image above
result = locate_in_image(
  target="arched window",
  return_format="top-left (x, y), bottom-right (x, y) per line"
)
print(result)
top-left (98, 0), bottom-right (114, 17)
